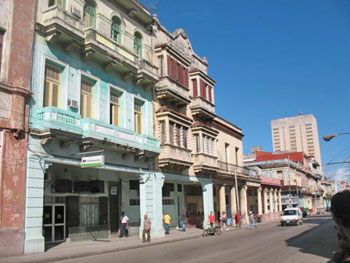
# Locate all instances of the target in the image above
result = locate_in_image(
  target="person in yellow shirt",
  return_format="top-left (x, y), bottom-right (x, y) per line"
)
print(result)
top-left (163, 212), bottom-right (171, 234)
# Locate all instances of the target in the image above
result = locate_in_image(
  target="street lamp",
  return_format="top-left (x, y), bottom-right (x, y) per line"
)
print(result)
top-left (323, 133), bottom-right (350, 142)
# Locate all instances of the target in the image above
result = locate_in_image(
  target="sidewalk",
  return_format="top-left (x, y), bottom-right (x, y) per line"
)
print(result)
top-left (2, 227), bottom-right (240, 263)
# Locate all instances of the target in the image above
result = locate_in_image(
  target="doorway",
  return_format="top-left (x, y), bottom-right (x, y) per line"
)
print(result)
top-left (109, 182), bottom-right (120, 233)
top-left (43, 204), bottom-right (66, 243)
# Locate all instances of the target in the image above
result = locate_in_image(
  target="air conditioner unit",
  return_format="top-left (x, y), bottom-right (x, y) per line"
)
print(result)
top-left (68, 99), bottom-right (78, 109)
top-left (71, 6), bottom-right (81, 18)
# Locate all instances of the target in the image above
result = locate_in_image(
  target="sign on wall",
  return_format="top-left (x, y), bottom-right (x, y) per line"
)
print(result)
top-left (80, 155), bottom-right (105, 168)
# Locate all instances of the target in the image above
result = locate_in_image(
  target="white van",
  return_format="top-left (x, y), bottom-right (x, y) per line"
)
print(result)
top-left (281, 207), bottom-right (303, 226)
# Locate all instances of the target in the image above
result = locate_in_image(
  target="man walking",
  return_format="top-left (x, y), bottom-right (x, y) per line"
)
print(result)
top-left (163, 212), bottom-right (171, 234)
top-left (209, 211), bottom-right (215, 228)
top-left (142, 214), bottom-right (151, 243)
top-left (220, 211), bottom-right (228, 231)
top-left (119, 212), bottom-right (129, 237)
top-left (249, 211), bottom-right (257, 229)
top-left (180, 209), bottom-right (186, 232)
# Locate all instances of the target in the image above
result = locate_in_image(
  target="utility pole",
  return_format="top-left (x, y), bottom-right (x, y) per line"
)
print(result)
top-left (234, 167), bottom-right (240, 226)
top-left (288, 158), bottom-right (292, 207)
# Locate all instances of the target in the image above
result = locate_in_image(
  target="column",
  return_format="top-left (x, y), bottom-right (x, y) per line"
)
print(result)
top-left (263, 188), bottom-right (268, 214)
top-left (201, 180), bottom-right (214, 227)
top-left (274, 189), bottom-right (278, 212)
top-left (24, 150), bottom-right (46, 254)
top-left (240, 185), bottom-right (248, 223)
top-left (257, 187), bottom-right (262, 215)
top-left (230, 186), bottom-right (237, 218)
top-left (278, 189), bottom-right (282, 212)
top-left (215, 185), bottom-right (220, 216)
top-left (269, 189), bottom-right (274, 212)
top-left (219, 185), bottom-right (226, 214)
top-left (139, 172), bottom-right (165, 239)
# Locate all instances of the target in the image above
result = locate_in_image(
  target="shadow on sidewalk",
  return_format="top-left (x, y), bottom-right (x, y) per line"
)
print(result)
top-left (285, 216), bottom-right (337, 260)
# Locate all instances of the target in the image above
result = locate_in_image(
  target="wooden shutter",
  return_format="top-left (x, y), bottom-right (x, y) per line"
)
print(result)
top-left (44, 81), bottom-right (50, 107)
top-left (200, 79), bottom-right (206, 98)
top-left (167, 55), bottom-right (171, 77)
top-left (176, 125), bottom-right (181, 146)
top-left (185, 69), bottom-right (189, 88)
top-left (169, 122), bottom-right (174, 145)
top-left (192, 79), bottom-right (198, 97)
top-left (52, 83), bottom-right (59, 107)
top-left (208, 86), bottom-right (212, 103)
top-left (183, 128), bottom-right (187, 148)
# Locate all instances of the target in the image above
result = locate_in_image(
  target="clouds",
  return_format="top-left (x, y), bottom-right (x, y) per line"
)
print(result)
top-left (326, 167), bottom-right (350, 182)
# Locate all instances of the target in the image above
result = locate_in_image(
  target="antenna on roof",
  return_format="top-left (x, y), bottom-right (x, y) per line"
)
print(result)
top-left (298, 109), bottom-right (303, 116)
top-left (142, 0), bottom-right (162, 13)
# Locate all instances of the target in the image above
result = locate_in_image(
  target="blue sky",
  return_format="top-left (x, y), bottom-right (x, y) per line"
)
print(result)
top-left (143, 0), bottom-right (350, 180)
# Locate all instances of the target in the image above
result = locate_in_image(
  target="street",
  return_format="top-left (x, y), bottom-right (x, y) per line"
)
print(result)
top-left (58, 216), bottom-right (338, 263)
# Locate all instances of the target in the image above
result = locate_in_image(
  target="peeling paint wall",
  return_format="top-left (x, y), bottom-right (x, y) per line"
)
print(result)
top-left (0, 0), bottom-right (36, 257)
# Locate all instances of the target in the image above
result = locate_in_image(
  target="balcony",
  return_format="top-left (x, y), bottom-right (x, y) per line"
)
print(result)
top-left (190, 97), bottom-right (215, 120)
top-left (261, 176), bottom-right (283, 187)
top-left (192, 153), bottom-right (218, 174)
top-left (158, 144), bottom-right (193, 171)
top-left (30, 107), bottom-right (160, 154)
top-left (156, 77), bottom-right (191, 106)
top-left (36, 6), bottom-right (84, 46)
top-left (218, 161), bottom-right (259, 179)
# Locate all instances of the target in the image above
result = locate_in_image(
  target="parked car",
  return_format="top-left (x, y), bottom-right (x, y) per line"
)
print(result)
top-left (281, 207), bottom-right (303, 226)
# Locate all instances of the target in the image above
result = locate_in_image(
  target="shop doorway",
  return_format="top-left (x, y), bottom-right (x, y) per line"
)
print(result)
top-left (109, 182), bottom-right (120, 232)
top-left (43, 204), bottom-right (66, 243)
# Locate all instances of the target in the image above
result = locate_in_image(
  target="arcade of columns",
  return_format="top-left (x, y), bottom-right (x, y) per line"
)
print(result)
top-left (216, 184), bottom-right (283, 223)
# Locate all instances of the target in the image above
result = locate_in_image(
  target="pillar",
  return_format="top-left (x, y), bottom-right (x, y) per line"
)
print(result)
top-left (257, 187), bottom-right (262, 215)
top-left (215, 185), bottom-right (220, 216)
top-left (269, 189), bottom-right (274, 212)
top-left (139, 172), bottom-right (164, 239)
top-left (278, 189), bottom-right (282, 212)
top-left (274, 189), bottom-right (278, 212)
top-left (219, 185), bottom-right (226, 215)
top-left (230, 186), bottom-right (237, 217)
top-left (263, 188), bottom-right (268, 214)
top-left (201, 181), bottom-right (214, 227)
top-left (240, 185), bottom-right (248, 223)
top-left (24, 150), bottom-right (46, 254)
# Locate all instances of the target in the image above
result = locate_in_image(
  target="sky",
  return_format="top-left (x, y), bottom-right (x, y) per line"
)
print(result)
top-left (142, 0), bottom-right (350, 180)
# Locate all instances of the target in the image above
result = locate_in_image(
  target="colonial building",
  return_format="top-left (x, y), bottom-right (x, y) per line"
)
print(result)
top-left (244, 150), bottom-right (323, 221)
top-left (25, 0), bottom-right (161, 254)
top-left (0, 0), bottom-right (36, 256)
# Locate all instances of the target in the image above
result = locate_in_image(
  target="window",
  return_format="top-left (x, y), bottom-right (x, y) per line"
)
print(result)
top-left (169, 121), bottom-right (175, 145)
top-left (80, 197), bottom-right (98, 226)
top-left (48, 0), bottom-right (65, 8)
top-left (111, 16), bottom-right (121, 43)
top-left (160, 121), bottom-right (166, 144)
top-left (195, 134), bottom-right (200, 153)
top-left (44, 62), bottom-right (62, 107)
top-left (176, 125), bottom-right (181, 146)
top-left (134, 32), bottom-right (142, 58)
top-left (83, 0), bottom-right (96, 28)
top-left (162, 183), bottom-right (174, 197)
top-left (129, 180), bottom-right (139, 190)
top-left (183, 127), bottom-right (188, 148)
top-left (134, 99), bottom-right (143, 134)
top-left (130, 199), bottom-right (140, 206)
top-left (110, 90), bottom-right (120, 126)
top-left (80, 77), bottom-right (95, 118)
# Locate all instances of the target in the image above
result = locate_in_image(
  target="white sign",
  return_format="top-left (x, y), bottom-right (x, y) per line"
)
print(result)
top-left (111, 186), bottom-right (118, 195)
top-left (80, 155), bottom-right (105, 168)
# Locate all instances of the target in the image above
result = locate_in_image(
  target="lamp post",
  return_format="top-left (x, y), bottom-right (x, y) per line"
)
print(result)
top-left (323, 133), bottom-right (350, 142)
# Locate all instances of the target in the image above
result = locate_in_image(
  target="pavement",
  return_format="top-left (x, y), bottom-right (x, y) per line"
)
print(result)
top-left (0, 224), bottom-right (245, 263)
top-left (59, 215), bottom-right (338, 263)
top-left (0, 215), bottom-right (335, 263)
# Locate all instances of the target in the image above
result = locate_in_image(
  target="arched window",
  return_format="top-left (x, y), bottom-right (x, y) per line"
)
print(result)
top-left (111, 16), bottom-right (121, 44)
top-left (134, 32), bottom-right (142, 58)
top-left (83, 0), bottom-right (96, 28)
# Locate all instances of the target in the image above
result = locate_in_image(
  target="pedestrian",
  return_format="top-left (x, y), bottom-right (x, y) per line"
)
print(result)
top-left (142, 214), bottom-right (151, 243)
top-left (209, 211), bottom-right (215, 228)
top-left (181, 209), bottom-right (187, 232)
top-left (220, 211), bottom-right (228, 231)
top-left (119, 212), bottom-right (129, 237)
top-left (235, 213), bottom-right (240, 228)
top-left (163, 212), bottom-right (171, 234)
top-left (249, 211), bottom-right (257, 229)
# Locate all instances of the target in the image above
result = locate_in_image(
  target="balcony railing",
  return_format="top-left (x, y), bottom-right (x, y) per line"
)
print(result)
top-left (218, 161), bottom-right (259, 178)
top-left (159, 144), bottom-right (192, 167)
top-left (261, 176), bottom-right (283, 186)
top-left (30, 107), bottom-right (160, 153)
top-left (190, 97), bottom-right (215, 117)
top-left (156, 77), bottom-right (191, 105)
top-left (193, 153), bottom-right (218, 170)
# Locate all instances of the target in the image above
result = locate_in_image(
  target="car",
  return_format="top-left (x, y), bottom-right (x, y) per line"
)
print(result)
top-left (281, 207), bottom-right (303, 226)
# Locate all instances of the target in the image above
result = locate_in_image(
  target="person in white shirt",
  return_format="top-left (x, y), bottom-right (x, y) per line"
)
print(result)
top-left (119, 212), bottom-right (129, 238)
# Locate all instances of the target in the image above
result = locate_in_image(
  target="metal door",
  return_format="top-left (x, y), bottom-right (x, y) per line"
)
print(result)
top-left (43, 204), bottom-right (66, 243)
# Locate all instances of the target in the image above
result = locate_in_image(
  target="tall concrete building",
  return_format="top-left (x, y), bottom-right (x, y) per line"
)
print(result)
top-left (271, 114), bottom-right (322, 173)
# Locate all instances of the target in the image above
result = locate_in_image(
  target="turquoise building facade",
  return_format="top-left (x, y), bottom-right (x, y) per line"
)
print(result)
top-left (24, 0), bottom-right (163, 254)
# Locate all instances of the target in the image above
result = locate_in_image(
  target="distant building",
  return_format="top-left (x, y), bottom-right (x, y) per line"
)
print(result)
top-left (271, 114), bottom-right (322, 173)
top-left (339, 181), bottom-right (350, 192)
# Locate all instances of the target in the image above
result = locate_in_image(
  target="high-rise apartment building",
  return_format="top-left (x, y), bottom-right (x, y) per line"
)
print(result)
top-left (271, 114), bottom-right (322, 172)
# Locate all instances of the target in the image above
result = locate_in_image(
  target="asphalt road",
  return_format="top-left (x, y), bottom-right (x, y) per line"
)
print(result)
top-left (59, 216), bottom-right (338, 263)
